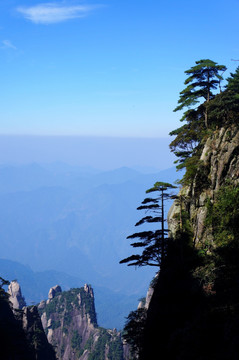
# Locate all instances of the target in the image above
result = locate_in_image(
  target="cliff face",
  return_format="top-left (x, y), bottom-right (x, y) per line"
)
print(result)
top-left (38, 284), bottom-right (124, 360)
top-left (0, 280), bottom-right (56, 360)
top-left (169, 124), bottom-right (239, 243)
top-left (8, 280), bottom-right (26, 309)
top-left (21, 305), bottom-right (57, 360)
top-left (140, 125), bottom-right (239, 359)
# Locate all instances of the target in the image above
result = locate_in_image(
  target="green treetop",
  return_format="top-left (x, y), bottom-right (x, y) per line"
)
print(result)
top-left (174, 59), bottom-right (227, 127)
top-left (170, 59), bottom-right (227, 174)
top-left (210, 66), bottom-right (239, 122)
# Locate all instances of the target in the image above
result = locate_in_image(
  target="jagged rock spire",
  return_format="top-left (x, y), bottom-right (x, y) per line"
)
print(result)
top-left (8, 280), bottom-right (26, 310)
top-left (48, 285), bottom-right (62, 300)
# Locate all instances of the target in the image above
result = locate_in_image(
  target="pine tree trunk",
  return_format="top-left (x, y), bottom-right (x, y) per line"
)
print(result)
top-left (180, 195), bottom-right (183, 231)
top-left (161, 189), bottom-right (165, 263)
top-left (204, 107), bottom-right (208, 128)
top-left (205, 69), bottom-right (210, 128)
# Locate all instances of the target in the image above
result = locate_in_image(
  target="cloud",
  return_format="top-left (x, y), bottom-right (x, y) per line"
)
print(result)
top-left (16, 3), bottom-right (100, 24)
top-left (1, 40), bottom-right (17, 50)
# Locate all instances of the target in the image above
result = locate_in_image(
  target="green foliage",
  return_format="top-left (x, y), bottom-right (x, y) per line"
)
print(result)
top-left (170, 59), bottom-right (228, 181)
top-left (206, 183), bottom-right (239, 246)
top-left (60, 344), bottom-right (65, 357)
top-left (174, 59), bottom-right (227, 114)
top-left (62, 326), bottom-right (68, 335)
top-left (120, 182), bottom-right (177, 267)
top-left (71, 330), bottom-right (82, 351)
top-left (123, 308), bottom-right (147, 358)
top-left (108, 334), bottom-right (124, 360)
top-left (180, 155), bottom-right (201, 185)
top-left (141, 182), bottom-right (239, 358)
top-left (39, 287), bottom-right (97, 328)
top-left (84, 334), bottom-right (94, 351)
top-left (193, 161), bottom-right (211, 193)
top-left (51, 320), bottom-right (61, 330)
top-left (44, 299), bottom-right (58, 319)
top-left (146, 182), bottom-right (177, 192)
top-left (88, 330), bottom-right (109, 360)
top-left (169, 110), bottom-right (204, 159)
top-left (79, 288), bottom-right (97, 326)
top-left (87, 329), bottom-right (123, 360)
top-left (137, 61), bottom-right (239, 360)
top-left (63, 312), bottom-right (72, 327)
top-left (208, 66), bottom-right (239, 126)
top-left (31, 327), bottom-right (45, 347)
top-left (0, 277), bottom-right (10, 303)
top-left (170, 62), bottom-right (239, 184)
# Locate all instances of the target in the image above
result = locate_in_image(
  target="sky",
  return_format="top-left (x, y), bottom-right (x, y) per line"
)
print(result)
top-left (1, 0), bottom-right (239, 137)
top-left (0, 0), bottom-right (239, 168)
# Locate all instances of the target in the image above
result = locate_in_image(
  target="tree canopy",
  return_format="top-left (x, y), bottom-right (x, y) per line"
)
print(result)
top-left (170, 59), bottom-right (227, 177)
top-left (208, 66), bottom-right (239, 124)
top-left (120, 182), bottom-right (177, 267)
top-left (174, 59), bottom-right (227, 117)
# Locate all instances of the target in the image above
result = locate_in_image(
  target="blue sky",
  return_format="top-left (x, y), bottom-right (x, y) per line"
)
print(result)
top-left (1, 0), bottom-right (239, 138)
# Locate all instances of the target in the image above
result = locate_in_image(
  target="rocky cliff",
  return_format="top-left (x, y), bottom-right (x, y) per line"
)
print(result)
top-left (169, 124), bottom-right (239, 242)
top-left (38, 284), bottom-right (125, 360)
top-left (8, 279), bottom-right (26, 309)
top-left (138, 124), bottom-right (239, 359)
top-left (0, 280), bottom-right (56, 360)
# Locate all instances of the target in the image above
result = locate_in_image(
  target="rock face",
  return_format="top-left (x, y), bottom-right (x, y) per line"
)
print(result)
top-left (8, 280), bottom-right (26, 310)
top-left (137, 283), bottom-right (155, 311)
top-left (140, 124), bottom-right (239, 359)
top-left (38, 284), bottom-right (124, 360)
top-left (0, 280), bottom-right (56, 360)
top-left (48, 285), bottom-right (62, 301)
top-left (169, 125), bottom-right (239, 243)
top-left (20, 305), bottom-right (57, 360)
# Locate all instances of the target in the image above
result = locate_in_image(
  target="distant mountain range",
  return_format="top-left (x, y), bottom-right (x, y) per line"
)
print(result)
top-left (0, 258), bottom-right (136, 330)
top-left (0, 163), bottom-right (180, 329)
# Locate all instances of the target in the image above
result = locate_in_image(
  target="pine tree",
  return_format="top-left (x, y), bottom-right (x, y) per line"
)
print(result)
top-left (174, 59), bottom-right (227, 128)
top-left (170, 59), bottom-right (226, 173)
top-left (208, 66), bottom-right (239, 124)
top-left (120, 182), bottom-right (176, 267)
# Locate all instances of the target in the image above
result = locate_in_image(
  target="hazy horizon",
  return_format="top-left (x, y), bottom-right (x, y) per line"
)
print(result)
top-left (0, 134), bottom-right (176, 171)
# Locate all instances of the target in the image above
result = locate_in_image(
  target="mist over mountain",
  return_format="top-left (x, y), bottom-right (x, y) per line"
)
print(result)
top-left (0, 163), bottom-right (178, 328)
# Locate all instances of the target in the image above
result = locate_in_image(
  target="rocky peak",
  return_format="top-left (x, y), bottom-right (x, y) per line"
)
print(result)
top-left (48, 285), bottom-right (62, 301)
top-left (38, 286), bottom-right (124, 360)
top-left (84, 283), bottom-right (94, 297)
top-left (8, 280), bottom-right (26, 310)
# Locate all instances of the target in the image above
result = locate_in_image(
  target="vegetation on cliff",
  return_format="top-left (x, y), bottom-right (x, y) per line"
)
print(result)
top-left (123, 61), bottom-right (239, 359)
top-left (38, 286), bottom-right (124, 360)
top-left (169, 60), bottom-right (239, 186)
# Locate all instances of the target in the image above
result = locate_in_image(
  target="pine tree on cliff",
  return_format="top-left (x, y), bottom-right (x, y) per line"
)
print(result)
top-left (169, 59), bottom-right (227, 172)
top-left (120, 182), bottom-right (176, 267)
top-left (174, 59), bottom-right (227, 127)
top-left (208, 66), bottom-right (239, 124)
